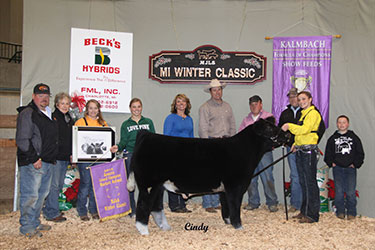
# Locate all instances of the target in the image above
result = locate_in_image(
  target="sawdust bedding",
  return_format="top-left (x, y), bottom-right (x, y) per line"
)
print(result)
top-left (1, 203), bottom-right (375, 250)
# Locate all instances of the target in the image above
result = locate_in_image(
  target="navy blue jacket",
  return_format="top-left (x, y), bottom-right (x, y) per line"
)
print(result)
top-left (278, 104), bottom-right (302, 147)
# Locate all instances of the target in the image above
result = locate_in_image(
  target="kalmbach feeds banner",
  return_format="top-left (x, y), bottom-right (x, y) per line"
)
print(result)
top-left (272, 36), bottom-right (332, 126)
top-left (69, 28), bottom-right (133, 113)
top-left (90, 159), bottom-right (131, 221)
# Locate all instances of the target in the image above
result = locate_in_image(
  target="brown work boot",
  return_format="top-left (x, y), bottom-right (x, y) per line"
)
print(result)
top-left (46, 214), bottom-right (67, 223)
top-left (347, 215), bottom-right (356, 220)
top-left (91, 213), bottom-right (100, 220)
top-left (299, 217), bottom-right (315, 223)
top-left (80, 215), bottom-right (90, 221)
top-left (205, 207), bottom-right (217, 213)
top-left (336, 214), bottom-right (345, 220)
top-left (292, 213), bottom-right (304, 219)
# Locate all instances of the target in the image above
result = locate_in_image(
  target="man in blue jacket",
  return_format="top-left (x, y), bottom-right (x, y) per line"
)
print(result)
top-left (16, 83), bottom-right (58, 238)
top-left (278, 88), bottom-right (302, 213)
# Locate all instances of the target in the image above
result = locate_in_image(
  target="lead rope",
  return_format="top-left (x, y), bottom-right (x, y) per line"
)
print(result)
top-left (251, 149), bottom-right (293, 178)
top-left (85, 150), bottom-right (112, 169)
top-left (282, 146), bottom-right (289, 220)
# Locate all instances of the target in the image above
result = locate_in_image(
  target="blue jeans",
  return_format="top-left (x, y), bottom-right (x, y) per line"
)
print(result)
top-left (247, 151), bottom-right (278, 208)
top-left (202, 194), bottom-right (220, 208)
top-left (43, 160), bottom-right (69, 219)
top-left (124, 152), bottom-right (136, 216)
top-left (19, 162), bottom-right (53, 235)
top-left (77, 163), bottom-right (98, 216)
top-left (286, 146), bottom-right (302, 209)
top-left (333, 166), bottom-right (357, 216)
top-left (296, 146), bottom-right (320, 222)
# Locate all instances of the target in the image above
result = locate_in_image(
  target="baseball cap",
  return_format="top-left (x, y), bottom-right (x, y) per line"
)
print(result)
top-left (249, 95), bottom-right (262, 103)
top-left (287, 87), bottom-right (298, 97)
top-left (33, 83), bottom-right (51, 95)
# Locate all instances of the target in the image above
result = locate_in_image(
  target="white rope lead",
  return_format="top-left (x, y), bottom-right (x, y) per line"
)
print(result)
top-left (236, 0), bottom-right (248, 51)
top-left (85, 150), bottom-right (112, 169)
top-left (113, 0), bottom-right (117, 32)
top-left (88, 0), bottom-right (92, 30)
top-left (170, 0), bottom-right (181, 50)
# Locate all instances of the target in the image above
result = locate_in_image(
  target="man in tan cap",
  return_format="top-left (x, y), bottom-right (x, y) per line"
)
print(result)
top-left (199, 79), bottom-right (236, 213)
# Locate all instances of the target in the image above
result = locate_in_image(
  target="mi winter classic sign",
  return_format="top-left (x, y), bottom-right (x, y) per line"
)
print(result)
top-left (149, 45), bottom-right (266, 84)
top-left (70, 28), bottom-right (133, 113)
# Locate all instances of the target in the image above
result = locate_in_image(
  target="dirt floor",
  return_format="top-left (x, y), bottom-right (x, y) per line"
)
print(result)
top-left (1, 202), bottom-right (375, 250)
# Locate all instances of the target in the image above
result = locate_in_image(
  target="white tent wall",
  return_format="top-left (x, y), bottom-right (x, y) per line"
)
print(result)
top-left (21, 0), bottom-right (375, 217)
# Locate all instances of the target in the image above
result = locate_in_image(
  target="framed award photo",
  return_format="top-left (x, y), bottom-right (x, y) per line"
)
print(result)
top-left (72, 126), bottom-right (116, 163)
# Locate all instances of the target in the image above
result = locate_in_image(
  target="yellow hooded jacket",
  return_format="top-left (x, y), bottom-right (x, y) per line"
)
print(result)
top-left (288, 105), bottom-right (321, 146)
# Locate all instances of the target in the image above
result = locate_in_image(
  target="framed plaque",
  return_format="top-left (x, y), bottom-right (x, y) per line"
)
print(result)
top-left (72, 126), bottom-right (116, 163)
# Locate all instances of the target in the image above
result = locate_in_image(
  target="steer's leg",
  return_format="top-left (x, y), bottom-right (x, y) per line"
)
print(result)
top-left (150, 186), bottom-right (171, 231)
top-left (219, 193), bottom-right (231, 224)
top-left (127, 171), bottom-right (136, 192)
top-left (225, 188), bottom-right (244, 229)
top-left (135, 187), bottom-right (151, 235)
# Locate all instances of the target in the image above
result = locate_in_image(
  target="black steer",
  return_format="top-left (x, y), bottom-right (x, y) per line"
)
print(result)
top-left (127, 118), bottom-right (290, 235)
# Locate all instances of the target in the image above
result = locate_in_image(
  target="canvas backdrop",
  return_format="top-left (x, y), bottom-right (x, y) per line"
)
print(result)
top-left (21, 0), bottom-right (375, 217)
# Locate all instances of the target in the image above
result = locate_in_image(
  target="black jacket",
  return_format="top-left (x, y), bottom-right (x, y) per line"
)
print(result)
top-left (53, 108), bottom-right (73, 161)
top-left (324, 130), bottom-right (365, 168)
top-left (16, 101), bottom-right (58, 166)
top-left (278, 104), bottom-right (302, 147)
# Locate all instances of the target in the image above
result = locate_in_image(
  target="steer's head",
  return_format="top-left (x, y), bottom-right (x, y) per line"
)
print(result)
top-left (253, 118), bottom-right (291, 148)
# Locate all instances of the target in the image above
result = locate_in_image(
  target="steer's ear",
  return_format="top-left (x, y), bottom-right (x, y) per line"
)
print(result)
top-left (265, 116), bottom-right (276, 125)
top-left (253, 119), bottom-right (266, 135)
top-left (253, 119), bottom-right (274, 137)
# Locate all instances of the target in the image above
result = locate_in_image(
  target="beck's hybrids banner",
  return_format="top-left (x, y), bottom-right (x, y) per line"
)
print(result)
top-left (70, 28), bottom-right (133, 113)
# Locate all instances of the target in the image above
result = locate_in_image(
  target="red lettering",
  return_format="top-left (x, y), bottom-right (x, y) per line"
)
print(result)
top-left (81, 65), bottom-right (121, 74)
top-left (103, 89), bottom-right (119, 94)
top-left (83, 38), bottom-right (120, 49)
top-left (87, 88), bottom-right (96, 93)
top-left (106, 39), bottom-right (113, 47)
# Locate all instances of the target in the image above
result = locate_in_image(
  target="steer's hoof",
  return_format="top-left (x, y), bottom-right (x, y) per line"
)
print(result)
top-left (135, 221), bottom-right (149, 235)
top-left (224, 218), bottom-right (231, 224)
top-left (161, 223), bottom-right (171, 231)
top-left (151, 210), bottom-right (171, 231)
top-left (235, 226), bottom-right (243, 230)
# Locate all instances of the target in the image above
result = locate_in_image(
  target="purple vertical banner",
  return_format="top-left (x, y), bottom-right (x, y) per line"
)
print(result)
top-left (90, 159), bottom-right (131, 221)
top-left (272, 36), bottom-right (332, 127)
